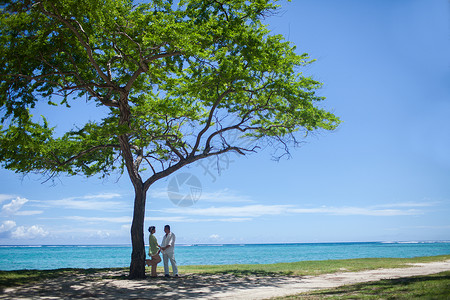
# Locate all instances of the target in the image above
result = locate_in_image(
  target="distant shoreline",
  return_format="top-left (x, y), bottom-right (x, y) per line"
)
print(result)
top-left (1, 240), bottom-right (450, 247)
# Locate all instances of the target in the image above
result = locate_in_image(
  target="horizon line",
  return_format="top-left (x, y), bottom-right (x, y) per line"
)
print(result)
top-left (1, 240), bottom-right (450, 247)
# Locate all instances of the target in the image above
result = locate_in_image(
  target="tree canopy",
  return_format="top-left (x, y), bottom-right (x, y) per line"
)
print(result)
top-left (0, 0), bottom-right (340, 278)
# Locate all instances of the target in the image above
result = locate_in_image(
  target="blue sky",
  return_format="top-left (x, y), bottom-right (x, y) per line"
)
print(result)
top-left (1, 0), bottom-right (449, 245)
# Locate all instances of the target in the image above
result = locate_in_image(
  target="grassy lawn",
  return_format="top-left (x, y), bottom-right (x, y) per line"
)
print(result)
top-left (177, 254), bottom-right (450, 277)
top-left (1, 255), bottom-right (449, 290)
top-left (273, 270), bottom-right (450, 299)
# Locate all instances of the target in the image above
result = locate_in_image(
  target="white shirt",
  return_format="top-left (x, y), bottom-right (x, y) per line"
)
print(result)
top-left (161, 232), bottom-right (176, 254)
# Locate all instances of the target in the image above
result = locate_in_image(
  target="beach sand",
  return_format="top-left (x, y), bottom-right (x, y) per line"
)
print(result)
top-left (1, 260), bottom-right (450, 299)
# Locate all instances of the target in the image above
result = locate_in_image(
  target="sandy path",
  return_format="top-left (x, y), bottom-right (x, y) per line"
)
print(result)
top-left (1, 260), bottom-right (450, 299)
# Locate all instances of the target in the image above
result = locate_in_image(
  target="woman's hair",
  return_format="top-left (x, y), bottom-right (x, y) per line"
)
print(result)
top-left (148, 226), bottom-right (155, 233)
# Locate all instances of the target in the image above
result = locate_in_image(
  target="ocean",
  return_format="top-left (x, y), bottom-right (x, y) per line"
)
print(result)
top-left (1, 242), bottom-right (450, 271)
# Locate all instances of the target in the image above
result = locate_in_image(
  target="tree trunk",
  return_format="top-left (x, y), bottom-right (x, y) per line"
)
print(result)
top-left (128, 184), bottom-right (147, 279)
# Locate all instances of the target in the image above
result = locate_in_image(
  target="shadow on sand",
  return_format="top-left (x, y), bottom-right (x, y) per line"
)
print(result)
top-left (0, 269), bottom-right (300, 299)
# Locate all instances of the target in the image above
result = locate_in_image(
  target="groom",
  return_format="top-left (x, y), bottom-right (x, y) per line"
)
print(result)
top-left (160, 225), bottom-right (178, 277)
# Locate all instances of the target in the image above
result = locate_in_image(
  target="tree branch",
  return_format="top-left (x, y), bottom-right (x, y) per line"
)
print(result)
top-left (54, 144), bottom-right (120, 166)
top-left (38, 3), bottom-right (115, 87)
top-left (190, 88), bottom-right (233, 156)
top-left (124, 50), bottom-right (182, 92)
top-left (166, 140), bottom-right (185, 160)
top-left (143, 144), bottom-right (255, 191)
top-left (213, 0), bottom-right (229, 22)
top-left (65, 52), bottom-right (119, 107)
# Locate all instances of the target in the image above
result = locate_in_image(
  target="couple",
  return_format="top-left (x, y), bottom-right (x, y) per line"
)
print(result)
top-left (146, 224), bottom-right (178, 278)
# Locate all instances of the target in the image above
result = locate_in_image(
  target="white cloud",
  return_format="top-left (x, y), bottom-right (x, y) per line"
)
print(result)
top-left (216, 218), bottom-right (252, 222)
top-left (401, 225), bottom-right (450, 230)
top-left (11, 225), bottom-right (49, 239)
top-left (66, 216), bottom-right (132, 223)
top-left (146, 216), bottom-right (251, 223)
top-left (209, 234), bottom-right (220, 239)
top-left (164, 205), bottom-right (292, 217)
top-left (0, 194), bottom-right (15, 204)
top-left (201, 189), bottom-right (254, 203)
top-left (90, 230), bottom-right (111, 239)
top-left (15, 210), bottom-right (44, 216)
top-left (46, 226), bottom-right (126, 238)
top-left (50, 214), bottom-right (249, 225)
top-left (148, 188), bottom-right (169, 200)
top-left (162, 202), bottom-right (428, 218)
top-left (43, 193), bottom-right (128, 211)
top-left (288, 206), bottom-right (422, 216)
top-left (2, 197), bottom-right (28, 215)
top-left (0, 220), bottom-right (16, 233)
top-left (149, 188), bottom-right (254, 204)
top-left (372, 201), bottom-right (438, 208)
top-left (146, 216), bottom-right (191, 222)
top-left (62, 200), bottom-right (428, 228)
top-left (80, 193), bottom-right (123, 200)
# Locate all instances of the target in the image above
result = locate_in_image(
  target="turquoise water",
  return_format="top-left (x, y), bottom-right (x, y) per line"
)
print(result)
top-left (1, 242), bottom-right (450, 271)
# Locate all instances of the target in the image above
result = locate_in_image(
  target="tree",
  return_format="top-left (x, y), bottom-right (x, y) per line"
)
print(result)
top-left (0, 0), bottom-right (340, 278)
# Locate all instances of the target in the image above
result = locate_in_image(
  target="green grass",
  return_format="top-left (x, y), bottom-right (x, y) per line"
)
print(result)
top-left (177, 255), bottom-right (450, 277)
top-left (1, 255), bottom-right (449, 290)
top-left (274, 271), bottom-right (450, 299)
